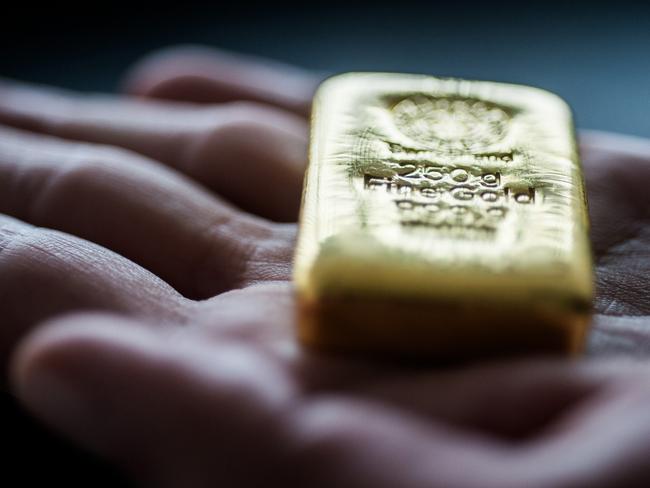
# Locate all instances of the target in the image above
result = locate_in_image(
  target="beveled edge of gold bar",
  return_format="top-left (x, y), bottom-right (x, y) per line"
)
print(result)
top-left (297, 295), bottom-right (591, 361)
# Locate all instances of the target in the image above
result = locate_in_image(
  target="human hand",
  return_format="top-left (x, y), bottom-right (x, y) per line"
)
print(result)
top-left (2, 47), bottom-right (650, 487)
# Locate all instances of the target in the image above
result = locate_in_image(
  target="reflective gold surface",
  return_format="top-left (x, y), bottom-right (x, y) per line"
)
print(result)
top-left (294, 73), bottom-right (593, 360)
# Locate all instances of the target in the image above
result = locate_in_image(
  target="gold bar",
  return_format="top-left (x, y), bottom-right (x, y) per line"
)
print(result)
top-left (294, 73), bottom-right (593, 360)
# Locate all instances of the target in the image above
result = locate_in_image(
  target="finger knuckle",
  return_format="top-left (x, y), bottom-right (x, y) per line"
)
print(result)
top-left (28, 145), bottom-right (141, 220)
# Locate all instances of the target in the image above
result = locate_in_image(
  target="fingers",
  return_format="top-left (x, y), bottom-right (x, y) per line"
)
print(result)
top-left (12, 313), bottom-right (298, 487)
top-left (0, 126), bottom-right (292, 299)
top-left (0, 79), bottom-right (308, 221)
top-left (580, 130), bottom-right (650, 259)
top-left (12, 314), bottom-right (504, 488)
top-left (348, 359), bottom-right (650, 488)
top-left (357, 358), bottom-right (611, 440)
top-left (22, 314), bottom-right (650, 488)
top-left (588, 314), bottom-right (650, 358)
top-left (123, 45), bottom-right (320, 117)
top-left (580, 131), bottom-right (650, 316)
top-left (16, 312), bottom-right (650, 487)
top-left (0, 214), bottom-right (183, 370)
top-left (524, 365), bottom-right (650, 488)
top-left (194, 283), bottom-right (401, 393)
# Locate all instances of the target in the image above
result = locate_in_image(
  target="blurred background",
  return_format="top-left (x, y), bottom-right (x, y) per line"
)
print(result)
top-left (2, 1), bottom-right (650, 136)
top-left (1, 0), bottom-right (649, 485)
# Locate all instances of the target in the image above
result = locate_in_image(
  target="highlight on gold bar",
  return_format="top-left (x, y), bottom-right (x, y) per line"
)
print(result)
top-left (294, 73), bottom-right (593, 360)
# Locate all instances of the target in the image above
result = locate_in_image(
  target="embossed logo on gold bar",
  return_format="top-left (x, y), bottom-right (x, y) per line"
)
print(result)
top-left (391, 95), bottom-right (511, 152)
top-left (356, 96), bottom-right (534, 234)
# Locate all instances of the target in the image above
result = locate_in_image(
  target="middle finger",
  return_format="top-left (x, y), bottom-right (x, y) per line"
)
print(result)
top-left (0, 126), bottom-right (293, 299)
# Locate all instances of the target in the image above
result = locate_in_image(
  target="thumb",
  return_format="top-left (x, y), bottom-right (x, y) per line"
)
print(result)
top-left (10, 313), bottom-right (295, 487)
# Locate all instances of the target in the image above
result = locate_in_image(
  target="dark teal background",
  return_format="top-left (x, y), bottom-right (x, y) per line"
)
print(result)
top-left (2, 1), bottom-right (650, 137)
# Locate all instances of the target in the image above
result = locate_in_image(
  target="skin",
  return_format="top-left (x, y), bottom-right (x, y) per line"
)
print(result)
top-left (1, 45), bottom-right (650, 487)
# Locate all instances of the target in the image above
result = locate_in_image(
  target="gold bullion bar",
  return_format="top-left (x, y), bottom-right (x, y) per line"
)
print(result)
top-left (294, 73), bottom-right (593, 360)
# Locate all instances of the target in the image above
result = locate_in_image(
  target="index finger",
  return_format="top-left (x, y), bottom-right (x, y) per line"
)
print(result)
top-left (123, 46), bottom-right (321, 117)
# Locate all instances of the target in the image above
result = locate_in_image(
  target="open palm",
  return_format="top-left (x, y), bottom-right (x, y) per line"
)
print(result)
top-left (2, 47), bottom-right (650, 487)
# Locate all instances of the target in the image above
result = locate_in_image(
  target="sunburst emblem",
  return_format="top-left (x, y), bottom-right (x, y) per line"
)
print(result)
top-left (391, 95), bottom-right (511, 152)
